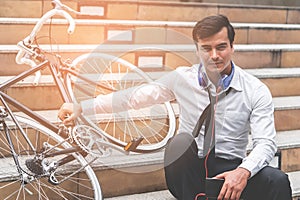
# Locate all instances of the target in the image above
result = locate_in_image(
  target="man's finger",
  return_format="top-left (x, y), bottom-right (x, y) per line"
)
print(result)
top-left (58, 111), bottom-right (69, 121)
top-left (218, 185), bottom-right (227, 200)
top-left (63, 114), bottom-right (74, 124)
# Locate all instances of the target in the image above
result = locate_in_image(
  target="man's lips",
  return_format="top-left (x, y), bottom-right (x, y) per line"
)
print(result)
top-left (207, 62), bottom-right (223, 66)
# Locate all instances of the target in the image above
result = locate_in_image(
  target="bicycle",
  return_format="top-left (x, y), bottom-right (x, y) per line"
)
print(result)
top-left (0, 0), bottom-right (176, 199)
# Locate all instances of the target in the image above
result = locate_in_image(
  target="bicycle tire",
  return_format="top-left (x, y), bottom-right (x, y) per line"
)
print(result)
top-left (0, 115), bottom-right (102, 200)
top-left (65, 53), bottom-right (176, 152)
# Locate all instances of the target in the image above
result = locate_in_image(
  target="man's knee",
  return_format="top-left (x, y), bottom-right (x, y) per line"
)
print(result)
top-left (271, 169), bottom-right (291, 189)
top-left (164, 133), bottom-right (197, 168)
top-left (258, 166), bottom-right (291, 190)
top-left (164, 134), bottom-right (205, 200)
top-left (244, 167), bottom-right (292, 200)
top-left (263, 166), bottom-right (288, 179)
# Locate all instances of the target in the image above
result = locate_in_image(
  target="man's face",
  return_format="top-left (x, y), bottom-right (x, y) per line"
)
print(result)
top-left (196, 27), bottom-right (234, 76)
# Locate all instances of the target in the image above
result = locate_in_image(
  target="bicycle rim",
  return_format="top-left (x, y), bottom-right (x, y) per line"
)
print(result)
top-left (0, 116), bottom-right (102, 200)
top-left (66, 53), bottom-right (176, 152)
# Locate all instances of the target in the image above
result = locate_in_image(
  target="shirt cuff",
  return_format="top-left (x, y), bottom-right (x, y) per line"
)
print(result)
top-left (238, 158), bottom-right (267, 178)
top-left (80, 99), bottom-right (97, 116)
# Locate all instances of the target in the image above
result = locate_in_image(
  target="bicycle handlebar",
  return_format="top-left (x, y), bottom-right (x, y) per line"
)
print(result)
top-left (15, 0), bottom-right (103, 85)
top-left (15, 0), bottom-right (76, 84)
top-left (27, 0), bottom-right (76, 45)
top-left (28, 9), bottom-right (75, 44)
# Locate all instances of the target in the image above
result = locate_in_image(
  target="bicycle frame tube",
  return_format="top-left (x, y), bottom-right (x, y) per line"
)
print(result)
top-left (0, 59), bottom-right (84, 172)
top-left (45, 146), bottom-right (87, 166)
top-left (0, 60), bottom-right (73, 133)
top-left (0, 94), bottom-right (37, 151)
top-left (62, 68), bottom-right (116, 92)
top-left (0, 107), bottom-right (83, 179)
top-left (49, 63), bottom-right (72, 103)
top-left (0, 60), bottom-right (49, 91)
top-left (0, 91), bottom-right (58, 133)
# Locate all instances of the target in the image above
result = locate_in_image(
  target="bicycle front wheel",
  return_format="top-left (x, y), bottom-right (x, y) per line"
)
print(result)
top-left (65, 53), bottom-right (176, 152)
top-left (0, 115), bottom-right (102, 200)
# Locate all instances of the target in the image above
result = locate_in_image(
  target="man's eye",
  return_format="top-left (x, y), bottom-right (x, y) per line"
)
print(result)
top-left (201, 47), bottom-right (211, 52)
top-left (217, 45), bottom-right (227, 51)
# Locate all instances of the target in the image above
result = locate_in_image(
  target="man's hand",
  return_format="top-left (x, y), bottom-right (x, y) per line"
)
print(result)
top-left (214, 167), bottom-right (250, 200)
top-left (58, 103), bottom-right (82, 124)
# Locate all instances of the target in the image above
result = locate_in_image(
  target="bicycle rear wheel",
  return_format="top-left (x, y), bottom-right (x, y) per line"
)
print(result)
top-left (0, 115), bottom-right (102, 200)
top-left (65, 53), bottom-right (176, 152)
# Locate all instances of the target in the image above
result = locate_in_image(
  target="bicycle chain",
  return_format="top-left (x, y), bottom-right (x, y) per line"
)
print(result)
top-left (71, 125), bottom-right (112, 158)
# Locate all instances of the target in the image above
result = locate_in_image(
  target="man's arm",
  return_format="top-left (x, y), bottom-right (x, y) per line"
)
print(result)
top-left (214, 84), bottom-right (276, 200)
top-left (238, 84), bottom-right (277, 177)
top-left (58, 83), bottom-right (175, 124)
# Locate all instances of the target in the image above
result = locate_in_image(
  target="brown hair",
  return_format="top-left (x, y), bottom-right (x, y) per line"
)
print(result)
top-left (192, 15), bottom-right (235, 47)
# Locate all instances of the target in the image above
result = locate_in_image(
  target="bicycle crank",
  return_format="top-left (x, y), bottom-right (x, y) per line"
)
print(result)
top-left (72, 125), bottom-right (112, 157)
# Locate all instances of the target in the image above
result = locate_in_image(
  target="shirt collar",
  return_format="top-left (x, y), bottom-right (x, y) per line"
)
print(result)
top-left (228, 62), bottom-right (243, 92)
top-left (198, 62), bottom-right (235, 90)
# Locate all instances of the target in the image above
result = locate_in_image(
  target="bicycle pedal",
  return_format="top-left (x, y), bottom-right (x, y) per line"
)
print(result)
top-left (124, 137), bottom-right (144, 152)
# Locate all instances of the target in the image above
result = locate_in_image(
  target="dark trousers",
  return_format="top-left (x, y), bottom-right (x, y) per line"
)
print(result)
top-left (164, 133), bottom-right (292, 200)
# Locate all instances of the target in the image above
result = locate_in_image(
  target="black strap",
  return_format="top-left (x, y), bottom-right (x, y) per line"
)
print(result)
top-left (192, 103), bottom-right (211, 138)
top-left (203, 95), bottom-right (215, 155)
top-left (192, 88), bottom-right (232, 138)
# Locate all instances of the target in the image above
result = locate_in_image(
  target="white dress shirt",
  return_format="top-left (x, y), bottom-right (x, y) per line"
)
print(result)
top-left (81, 63), bottom-right (277, 177)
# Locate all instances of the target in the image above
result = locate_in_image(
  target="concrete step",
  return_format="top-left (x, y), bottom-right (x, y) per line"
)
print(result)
top-left (104, 167), bottom-right (300, 200)
top-left (0, 109), bottom-right (299, 198)
top-left (105, 171), bottom-right (300, 200)
top-left (1, 97), bottom-right (299, 198)
top-left (246, 68), bottom-right (300, 97)
top-left (2, 68), bottom-right (300, 110)
top-left (0, 75), bottom-right (64, 111)
top-left (2, 44), bottom-right (300, 76)
top-left (198, 0), bottom-right (300, 7)
top-left (1, 18), bottom-right (300, 45)
top-left (105, 190), bottom-right (175, 200)
top-left (272, 96), bottom-right (300, 131)
top-left (6, 94), bottom-right (300, 133)
top-left (91, 129), bottom-right (300, 198)
top-left (11, 93), bottom-right (300, 135)
top-left (1, 0), bottom-right (300, 24)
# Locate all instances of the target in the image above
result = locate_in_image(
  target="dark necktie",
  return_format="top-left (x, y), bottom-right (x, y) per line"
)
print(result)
top-left (192, 88), bottom-right (231, 157)
top-left (203, 94), bottom-right (216, 156)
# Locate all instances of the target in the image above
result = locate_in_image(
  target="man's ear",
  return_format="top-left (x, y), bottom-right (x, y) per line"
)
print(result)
top-left (195, 43), bottom-right (202, 59)
top-left (196, 50), bottom-right (204, 65)
top-left (195, 48), bottom-right (201, 58)
top-left (194, 42), bottom-right (199, 54)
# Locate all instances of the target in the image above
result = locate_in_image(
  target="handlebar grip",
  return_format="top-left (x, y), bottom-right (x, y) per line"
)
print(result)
top-left (28, 9), bottom-right (75, 44)
top-left (62, 10), bottom-right (75, 34)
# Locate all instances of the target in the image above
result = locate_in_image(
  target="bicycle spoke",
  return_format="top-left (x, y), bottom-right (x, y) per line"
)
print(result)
top-left (68, 53), bottom-right (176, 152)
top-left (0, 116), bottom-right (101, 199)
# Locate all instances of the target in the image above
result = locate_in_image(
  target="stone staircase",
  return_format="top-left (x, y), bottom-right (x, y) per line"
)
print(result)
top-left (1, 0), bottom-right (300, 199)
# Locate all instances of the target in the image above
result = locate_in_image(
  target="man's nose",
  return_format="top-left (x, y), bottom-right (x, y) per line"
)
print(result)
top-left (211, 49), bottom-right (218, 59)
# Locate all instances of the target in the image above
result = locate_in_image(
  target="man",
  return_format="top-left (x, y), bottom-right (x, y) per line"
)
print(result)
top-left (58, 15), bottom-right (292, 200)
